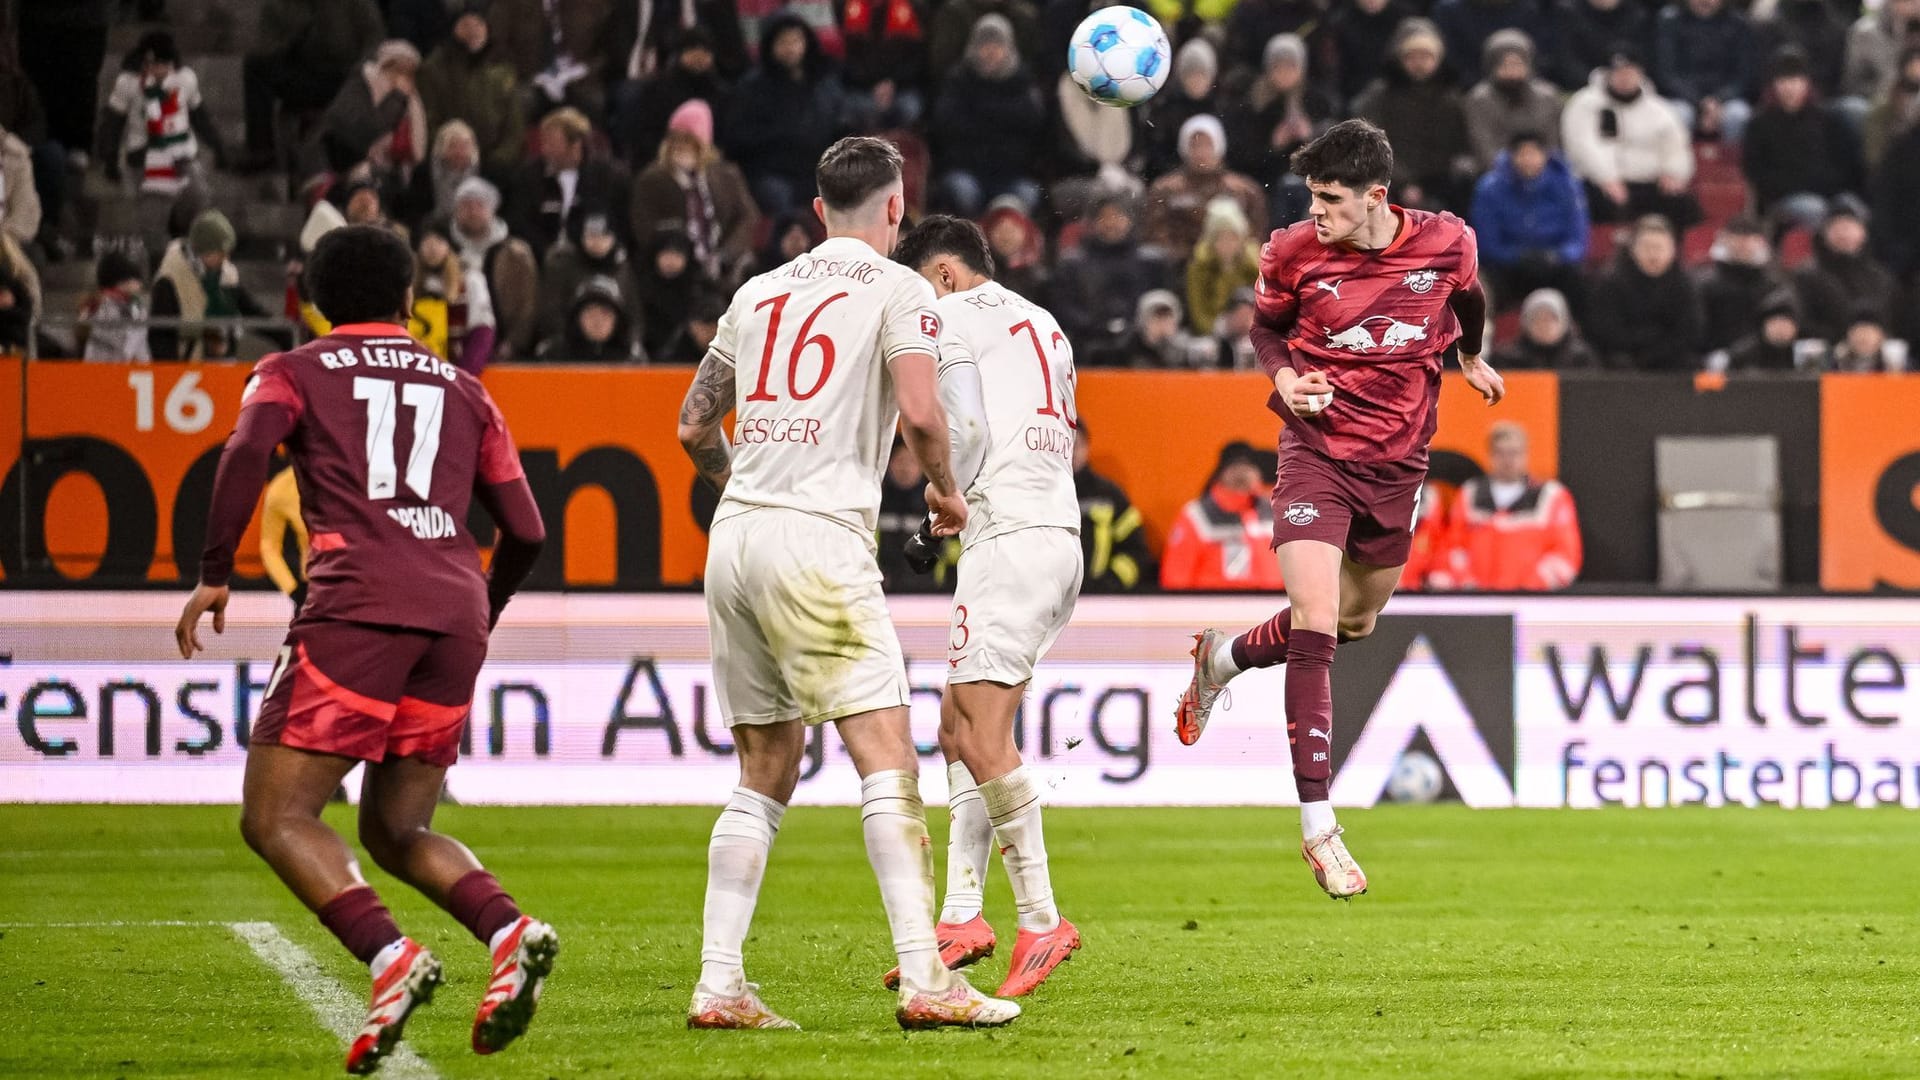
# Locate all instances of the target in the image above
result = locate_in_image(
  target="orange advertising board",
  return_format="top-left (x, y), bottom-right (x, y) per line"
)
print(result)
top-left (1820, 375), bottom-right (1920, 590)
top-left (0, 362), bottom-right (1558, 589)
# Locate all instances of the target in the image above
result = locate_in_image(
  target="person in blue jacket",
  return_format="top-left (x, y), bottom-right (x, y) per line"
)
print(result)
top-left (1470, 130), bottom-right (1590, 311)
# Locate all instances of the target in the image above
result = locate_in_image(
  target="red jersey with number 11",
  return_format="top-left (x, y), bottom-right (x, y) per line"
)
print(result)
top-left (1254, 208), bottom-right (1478, 465)
top-left (236, 324), bottom-right (525, 636)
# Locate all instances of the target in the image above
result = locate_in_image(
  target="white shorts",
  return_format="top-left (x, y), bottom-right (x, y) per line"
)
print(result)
top-left (947, 528), bottom-right (1083, 685)
top-left (705, 508), bottom-right (910, 727)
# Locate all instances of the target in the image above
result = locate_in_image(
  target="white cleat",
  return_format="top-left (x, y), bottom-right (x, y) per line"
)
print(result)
top-left (1175, 629), bottom-right (1232, 746)
top-left (687, 982), bottom-right (801, 1030)
top-left (896, 974), bottom-right (1021, 1030)
top-left (1302, 825), bottom-right (1368, 899)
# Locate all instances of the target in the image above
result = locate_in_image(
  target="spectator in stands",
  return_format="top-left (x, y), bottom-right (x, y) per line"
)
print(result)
top-left (1142, 115), bottom-right (1267, 259)
top-left (98, 32), bottom-right (224, 207)
top-left (1323, 0), bottom-right (1415, 108)
top-left (1864, 45), bottom-right (1920, 168)
top-left (418, 4), bottom-right (526, 179)
top-left (1793, 197), bottom-right (1896, 341)
top-left (1696, 217), bottom-right (1787, 353)
top-left (839, 0), bottom-right (931, 131)
top-left (612, 28), bottom-right (734, 164)
top-left (508, 107), bottom-right (632, 258)
top-left (1187, 197), bottom-right (1260, 336)
top-left (982, 196), bottom-right (1049, 302)
top-left (451, 176), bottom-right (541, 360)
top-left (1073, 420), bottom-right (1157, 592)
top-left (1562, 48), bottom-right (1699, 227)
top-left (929, 15), bottom-right (1046, 216)
top-left (311, 41), bottom-right (428, 189)
top-left (1091, 289), bottom-right (1212, 368)
top-left (1717, 288), bottom-right (1816, 372)
top-left (609, 0), bottom-right (748, 95)
top-left (1353, 19), bottom-right (1476, 211)
top-left (1465, 31), bottom-right (1562, 172)
top-left (761, 209), bottom-right (823, 270)
top-left (1051, 50), bottom-right (1140, 215)
top-left (0, 122), bottom-right (41, 254)
top-left (1552, 0), bottom-right (1651, 91)
top-left (1871, 81), bottom-right (1920, 275)
top-left (1653, 0), bottom-right (1755, 141)
top-left (1160, 441), bottom-right (1284, 590)
top-left (1760, 0), bottom-right (1850, 104)
top-left (628, 100), bottom-right (759, 284)
top-left (1828, 307), bottom-right (1910, 371)
top-left (0, 29), bottom-right (65, 259)
top-left (150, 210), bottom-right (276, 361)
top-left (537, 275), bottom-right (645, 361)
top-left (1586, 214), bottom-right (1704, 370)
top-left (1144, 40), bottom-right (1222, 179)
top-left (1743, 47), bottom-right (1864, 233)
top-left (1846, 0), bottom-right (1920, 105)
top-left (491, 0), bottom-right (617, 121)
top-left (398, 120), bottom-right (481, 235)
top-left (538, 212), bottom-right (643, 342)
top-left (1053, 193), bottom-right (1170, 358)
top-left (930, 0), bottom-right (1041, 86)
top-left (1212, 286), bottom-right (1259, 369)
top-left (1493, 286), bottom-right (1599, 368)
top-left (241, 0), bottom-right (386, 173)
top-left (0, 233), bottom-right (34, 353)
top-left (686, 285), bottom-right (728, 358)
top-left (1221, 0), bottom-right (1321, 78)
top-left (1429, 0), bottom-right (1556, 86)
top-left (722, 14), bottom-right (845, 218)
top-left (1429, 422), bottom-right (1582, 591)
top-left (80, 251), bottom-right (150, 363)
top-left (637, 225), bottom-right (707, 362)
top-left (1472, 131), bottom-right (1589, 310)
top-left (1222, 34), bottom-right (1332, 225)
top-left (410, 219), bottom-right (493, 371)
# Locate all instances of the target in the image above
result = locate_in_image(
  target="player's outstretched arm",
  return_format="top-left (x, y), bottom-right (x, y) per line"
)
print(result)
top-left (891, 350), bottom-right (967, 536)
top-left (678, 349), bottom-right (737, 494)
top-left (177, 400), bottom-right (299, 658)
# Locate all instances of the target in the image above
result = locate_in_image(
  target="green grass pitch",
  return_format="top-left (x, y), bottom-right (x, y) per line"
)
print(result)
top-left (2, 804), bottom-right (1916, 1079)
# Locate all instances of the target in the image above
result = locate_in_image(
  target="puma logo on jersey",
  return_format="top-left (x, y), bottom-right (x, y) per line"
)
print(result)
top-left (1307, 727), bottom-right (1330, 742)
top-left (387, 505), bottom-right (457, 539)
top-left (1313, 279), bottom-right (1344, 300)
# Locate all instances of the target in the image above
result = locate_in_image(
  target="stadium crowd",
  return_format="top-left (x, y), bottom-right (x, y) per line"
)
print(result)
top-left (1, 0), bottom-right (1915, 373)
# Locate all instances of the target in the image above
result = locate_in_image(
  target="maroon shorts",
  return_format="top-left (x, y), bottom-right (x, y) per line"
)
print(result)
top-left (252, 619), bottom-right (487, 767)
top-left (1270, 444), bottom-right (1427, 567)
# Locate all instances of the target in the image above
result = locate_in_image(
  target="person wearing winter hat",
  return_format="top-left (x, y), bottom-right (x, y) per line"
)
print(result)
top-left (1828, 305), bottom-right (1910, 371)
top-left (450, 175), bottom-right (540, 360)
top-left (81, 250), bottom-right (152, 362)
top-left (1187, 196), bottom-right (1260, 335)
top-left (1141, 114), bottom-right (1268, 258)
top-left (1742, 46), bottom-right (1865, 235)
top-left (1696, 215), bottom-right (1787, 353)
top-left (1792, 194), bottom-right (1897, 340)
top-left (149, 209), bottom-right (280, 360)
top-left (1492, 287), bottom-right (1599, 368)
top-left (537, 273), bottom-right (644, 362)
top-left (538, 211), bottom-right (644, 342)
top-left (1224, 33), bottom-right (1335, 209)
top-left (929, 13), bottom-right (1047, 216)
top-left (629, 97), bottom-right (761, 283)
top-left (1352, 18), bottom-right (1477, 210)
top-left (1143, 38), bottom-right (1223, 177)
top-left (1464, 29), bottom-right (1563, 171)
top-left (1718, 288), bottom-right (1819, 372)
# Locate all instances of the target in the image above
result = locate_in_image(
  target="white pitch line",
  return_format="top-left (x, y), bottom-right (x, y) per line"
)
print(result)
top-left (228, 921), bottom-right (440, 1080)
top-left (0, 920), bottom-right (227, 928)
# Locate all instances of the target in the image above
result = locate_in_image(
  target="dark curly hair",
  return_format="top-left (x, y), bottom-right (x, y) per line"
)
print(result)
top-left (306, 225), bottom-right (415, 326)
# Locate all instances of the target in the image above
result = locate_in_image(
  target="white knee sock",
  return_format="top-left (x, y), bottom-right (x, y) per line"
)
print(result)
top-left (698, 786), bottom-right (784, 997)
top-left (1301, 800), bottom-right (1337, 840)
top-left (939, 761), bottom-right (992, 925)
top-left (860, 769), bottom-right (949, 994)
top-left (979, 766), bottom-right (1059, 933)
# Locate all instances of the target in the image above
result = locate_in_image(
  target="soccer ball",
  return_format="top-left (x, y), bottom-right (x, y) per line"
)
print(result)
top-left (1385, 750), bottom-right (1445, 804)
top-left (1067, 6), bottom-right (1171, 108)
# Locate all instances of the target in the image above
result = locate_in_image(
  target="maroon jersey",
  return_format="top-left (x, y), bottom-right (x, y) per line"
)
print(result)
top-left (1252, 208), bottom-right (1479, 465)
top-left (204, 323), bottom-right (525, 637)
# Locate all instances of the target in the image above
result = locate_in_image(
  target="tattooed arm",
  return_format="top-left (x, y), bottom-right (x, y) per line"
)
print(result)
top-left (678, 349), bottom-right (737, 494)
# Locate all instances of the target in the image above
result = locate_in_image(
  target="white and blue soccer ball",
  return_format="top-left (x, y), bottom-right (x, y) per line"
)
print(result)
top-left (1385, 749), bottom-right (1445, 804)
top-left (1067, 6), bottom-right (1171, 108)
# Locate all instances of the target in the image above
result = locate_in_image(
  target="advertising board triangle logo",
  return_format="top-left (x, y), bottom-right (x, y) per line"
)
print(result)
top-left (1329, 634), bottom-right (1515, 808)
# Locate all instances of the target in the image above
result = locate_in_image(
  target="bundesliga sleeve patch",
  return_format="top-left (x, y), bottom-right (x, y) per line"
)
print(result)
top-left (920, 312), bottom-right (941, 339)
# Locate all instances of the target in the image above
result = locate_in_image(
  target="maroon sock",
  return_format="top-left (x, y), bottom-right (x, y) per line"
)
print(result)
top-left (447, 870), bottom-right (522, 945)
top-left (317, 886), bottom-right (404, 966)
top-left (1231, 607), bottom-right (1292, 669)
top-left (1284, 629), bottom-right (1338, 803)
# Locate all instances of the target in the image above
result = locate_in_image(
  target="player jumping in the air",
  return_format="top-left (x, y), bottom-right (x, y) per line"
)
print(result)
top-left (1172, 120), bottom-right (1505, 897)
top-left (887, 216), bottom-right (1083, 997)
top-left (676, 139), bottom-right (1020, 1031)
top-left (175, 226), bottom-right (557, 1074)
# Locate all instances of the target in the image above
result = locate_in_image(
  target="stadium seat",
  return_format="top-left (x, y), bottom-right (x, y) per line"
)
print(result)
top-left (1779, 228), bottom-right (1814, 268)
top-left (1585, 223), bottom-right (1621, 268)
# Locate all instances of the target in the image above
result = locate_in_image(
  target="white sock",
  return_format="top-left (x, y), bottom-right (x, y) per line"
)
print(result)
top-left (698, 786), bottom-right (785, 997)
top-left (860, 769), bottom-right (949, 994)
top-left (370, 938), bottom-right (410, 975)
top-left (1301, 799), bottom-right (1337, 841)
top-left (980, 766), bottom-right (1059, 933)
top-left (939, 761), bottom-right (992, 924)
top-left (1205, 635), bottom-right (1244, 685)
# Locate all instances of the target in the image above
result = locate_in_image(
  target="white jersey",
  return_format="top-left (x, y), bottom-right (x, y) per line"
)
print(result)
top-left (935, 281), bottom-right (1081, 548)
top-left (708, 236), bottom-right (941, 536)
